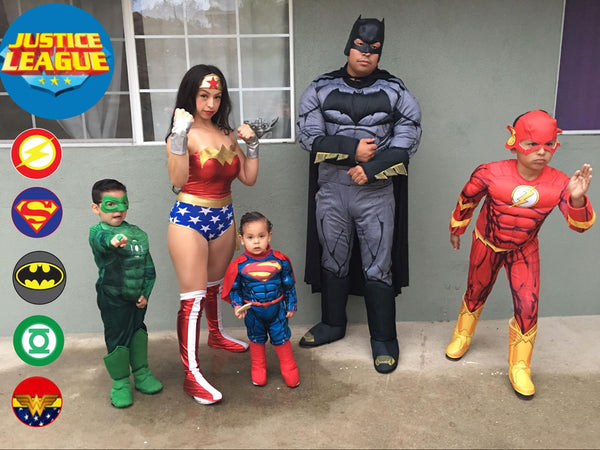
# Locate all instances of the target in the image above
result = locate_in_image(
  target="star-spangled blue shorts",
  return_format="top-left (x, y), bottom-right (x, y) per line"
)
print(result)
top-left (169, 200), bottom-right (234, 241)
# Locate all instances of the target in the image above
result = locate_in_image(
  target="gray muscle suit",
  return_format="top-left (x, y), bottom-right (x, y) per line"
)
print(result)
top-left (296, 16), bottom-right (422, 373)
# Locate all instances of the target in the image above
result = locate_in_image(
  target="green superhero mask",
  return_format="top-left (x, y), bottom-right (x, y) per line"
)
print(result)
top-left (100, 193), bottom-right (129, 213)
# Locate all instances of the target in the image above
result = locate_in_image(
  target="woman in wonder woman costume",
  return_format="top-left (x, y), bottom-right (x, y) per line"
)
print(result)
top-left (166, 64), bottom-right (259, 405)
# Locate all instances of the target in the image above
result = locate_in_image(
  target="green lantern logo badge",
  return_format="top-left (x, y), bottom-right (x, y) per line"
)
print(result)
top-left (13, 315), bottom-right (64, 366)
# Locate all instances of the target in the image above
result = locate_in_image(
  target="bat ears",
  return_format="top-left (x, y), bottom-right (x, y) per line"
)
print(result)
top-left (344, 15), bottom-right (385, 56)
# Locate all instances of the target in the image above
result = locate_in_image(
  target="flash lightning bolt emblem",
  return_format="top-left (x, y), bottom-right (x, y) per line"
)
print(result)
top-left (17, 136), bottom-right (54, 168)
top-left (11, 129), bottom-right (62, 179)
top-left (511, 185), bottom-right (539, 208)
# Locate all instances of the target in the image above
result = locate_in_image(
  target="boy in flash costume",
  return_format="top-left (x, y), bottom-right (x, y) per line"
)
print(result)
top-left (446, 110), bottom-right (595, 398)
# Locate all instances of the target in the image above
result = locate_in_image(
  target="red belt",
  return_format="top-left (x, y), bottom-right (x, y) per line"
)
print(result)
top-left (244, 295), bottom-right (283, 308)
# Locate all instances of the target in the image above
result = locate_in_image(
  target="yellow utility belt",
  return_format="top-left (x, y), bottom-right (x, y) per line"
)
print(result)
top-left (474, 228), bottom-right (514, 253)
top-left (176, 192), bottom-right (232, 208)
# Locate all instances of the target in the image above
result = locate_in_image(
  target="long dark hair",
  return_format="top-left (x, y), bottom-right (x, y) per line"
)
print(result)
top-left (165, 64), bottom-right (233, 141)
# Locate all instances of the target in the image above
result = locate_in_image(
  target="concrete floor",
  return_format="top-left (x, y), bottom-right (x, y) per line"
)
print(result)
top-left (1, 315), bottom-right (600, 449)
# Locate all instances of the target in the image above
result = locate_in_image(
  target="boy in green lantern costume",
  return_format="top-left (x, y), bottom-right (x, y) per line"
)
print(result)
top-left (89, 179), bottom-right (162, 407)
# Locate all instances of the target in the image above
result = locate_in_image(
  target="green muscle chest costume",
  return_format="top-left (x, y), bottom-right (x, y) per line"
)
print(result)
top-left (89, 221), bottom-right (156, 352)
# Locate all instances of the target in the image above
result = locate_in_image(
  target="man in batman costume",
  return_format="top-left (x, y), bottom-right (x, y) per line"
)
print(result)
top-left (296, 16), bottom-right (422, 373)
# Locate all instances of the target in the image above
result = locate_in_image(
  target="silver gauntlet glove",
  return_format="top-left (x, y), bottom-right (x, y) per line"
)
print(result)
top-left (244, 134), bottom-right (259, 159)
top-left (170, 118), bottom-right (192, 156)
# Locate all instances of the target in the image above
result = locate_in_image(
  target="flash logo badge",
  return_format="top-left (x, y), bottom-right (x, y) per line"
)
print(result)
top-left (12, 376), bottom-right (62, 427)
top-left (12, 187), bottom-right (63, 237)
top-left (13, 315), bottom-right (64, 366)
top-left (511, 185), bottom-right (539, 208)
top-left (11, 128), bottom-right (62, 179)
top-left (13, 251), bottom-right (67, 305)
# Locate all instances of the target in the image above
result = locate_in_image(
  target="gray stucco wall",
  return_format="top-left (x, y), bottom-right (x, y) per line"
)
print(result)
top-left (3, 0), bottom-right (599, 337)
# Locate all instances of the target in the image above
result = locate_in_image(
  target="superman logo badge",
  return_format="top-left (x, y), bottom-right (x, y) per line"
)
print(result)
top-left (242, 261), bottom-right (282, 282)
top-left (12, 187), bottom-right (62, 237)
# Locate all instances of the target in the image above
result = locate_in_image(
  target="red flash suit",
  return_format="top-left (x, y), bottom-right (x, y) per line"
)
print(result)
top-left (450, 159), bottom-right (595, 333)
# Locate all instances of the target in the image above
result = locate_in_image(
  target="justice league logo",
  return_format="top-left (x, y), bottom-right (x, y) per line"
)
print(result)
top-left (0, 4), bottom-right (114, 119)
top-left (12, 187), bottom-right (63, 237)
top-left (13, 315), bottom-right (64, 366)
top-left (11, 128), bottom-right (62, 179)
top-left (13, 251), bottom-right (67, 305)
top-left (12, 376), bottom-right (62, 427)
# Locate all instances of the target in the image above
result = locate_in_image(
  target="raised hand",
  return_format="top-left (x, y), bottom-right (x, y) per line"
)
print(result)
top-left (170, 108), bottom-right (193, 156)
top-left (174, 108), bottom-right (193, 124)
top-left (238, 123), bottom-right (259, 159)
top-left (568, 163), bottom-right (592, 207)
top-left (237, 123), bottom-right (257, 144)
top-left (111, 233), bottom-right (128, 248)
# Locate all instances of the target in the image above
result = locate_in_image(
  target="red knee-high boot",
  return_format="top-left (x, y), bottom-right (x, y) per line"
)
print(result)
top-left (249, 342), bottom-right (267, 386)
top-left (177, 292), bottom-right (222, 404)
top-left (273, 340), bottom-right (300, 387)
top-left (205, 281), bottom-right (248, 353)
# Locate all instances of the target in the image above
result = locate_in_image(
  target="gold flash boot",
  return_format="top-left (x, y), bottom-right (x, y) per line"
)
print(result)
top-left (508, 317), bottom-right (537, 399)
top-left (445, 299), bottom-right (484, 360)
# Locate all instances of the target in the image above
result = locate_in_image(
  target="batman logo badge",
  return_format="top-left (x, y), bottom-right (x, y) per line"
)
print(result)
top-left (13, 251), bottom-right (66, 305)
top-left (15, 263), bottom-right (64, 290)
top-left (322, 88), bottom-right (392, 125)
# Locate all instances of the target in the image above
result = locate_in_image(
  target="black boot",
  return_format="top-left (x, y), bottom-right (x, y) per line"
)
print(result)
top-left (299, 270), bottom-right (349, 347)
top-left (364, 280), bottom-right (399, 373)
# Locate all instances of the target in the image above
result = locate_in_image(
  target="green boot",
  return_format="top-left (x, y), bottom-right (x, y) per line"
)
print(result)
top-left (103, 346), bottom-right (133, 408)
top-left (130, 329), bottom-right (163, 394)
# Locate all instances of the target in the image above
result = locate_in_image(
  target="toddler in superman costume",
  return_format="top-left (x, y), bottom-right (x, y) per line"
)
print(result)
top-left (89, 179), bottom-right (162, 407)
top-left (446, 110), bottom-right (595, 398)
top-left (222, 212), bottom-right (299, 387)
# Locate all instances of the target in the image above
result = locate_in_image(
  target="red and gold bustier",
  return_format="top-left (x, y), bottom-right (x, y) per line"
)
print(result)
top-left (182, 145), bottom-right (240, 199)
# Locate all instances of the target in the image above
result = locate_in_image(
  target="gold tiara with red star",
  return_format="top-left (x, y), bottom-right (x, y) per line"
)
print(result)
top-left (199, 73), bottom-right (222, 90)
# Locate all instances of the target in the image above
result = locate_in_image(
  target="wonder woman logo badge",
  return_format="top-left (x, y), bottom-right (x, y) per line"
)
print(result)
top-left (12, 376), bottom-right (62, 427)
